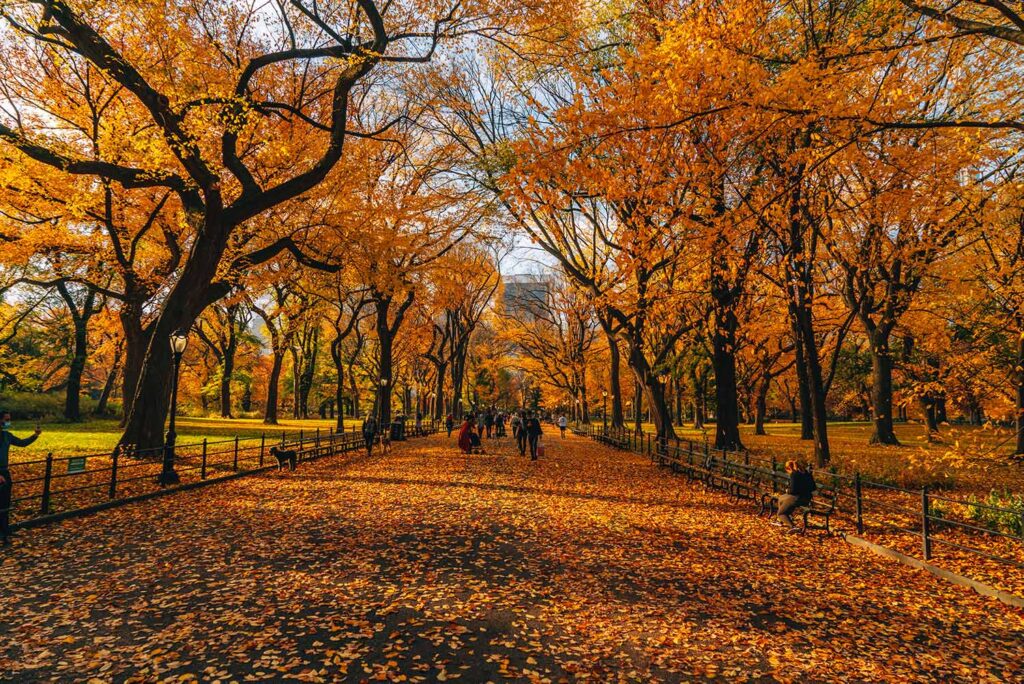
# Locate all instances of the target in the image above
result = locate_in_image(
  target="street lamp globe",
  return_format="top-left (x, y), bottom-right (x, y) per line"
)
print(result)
top-left (170, 331), bottom-right (189, 354)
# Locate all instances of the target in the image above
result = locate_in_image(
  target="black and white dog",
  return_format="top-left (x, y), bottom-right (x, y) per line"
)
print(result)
top-left (270, 446), bottom-right (298, 471)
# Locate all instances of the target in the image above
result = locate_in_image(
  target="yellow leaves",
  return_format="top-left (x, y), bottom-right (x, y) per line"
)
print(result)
top-left (2, 433), bottom-right (1023, 681)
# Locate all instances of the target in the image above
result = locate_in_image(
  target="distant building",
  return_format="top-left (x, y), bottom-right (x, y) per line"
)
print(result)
top-left (503, 275), bottom-right (551, 321)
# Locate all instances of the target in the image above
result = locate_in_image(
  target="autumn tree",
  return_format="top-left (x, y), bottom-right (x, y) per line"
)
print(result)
top-left (0, 0), bottom-right (496, 451)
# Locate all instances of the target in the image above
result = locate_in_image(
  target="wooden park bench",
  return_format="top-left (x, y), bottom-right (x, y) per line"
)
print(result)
top-left (760, 487), bottom-right (838, 535)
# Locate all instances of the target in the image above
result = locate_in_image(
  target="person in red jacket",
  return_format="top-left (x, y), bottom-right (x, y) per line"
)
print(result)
top-left (457, 417), bottom-right (483, 454)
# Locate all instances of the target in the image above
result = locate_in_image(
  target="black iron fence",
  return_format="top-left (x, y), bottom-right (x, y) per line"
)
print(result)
top-left (5, 418), bottom-right (437, 533)
top-left (575, 423), bottom-right (1024, 576)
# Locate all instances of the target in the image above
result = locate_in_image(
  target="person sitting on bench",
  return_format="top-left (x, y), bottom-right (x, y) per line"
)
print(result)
top-left (457, 416), bottom-right (484, 454)
top-left (775, 460), bottom-right (816, 533)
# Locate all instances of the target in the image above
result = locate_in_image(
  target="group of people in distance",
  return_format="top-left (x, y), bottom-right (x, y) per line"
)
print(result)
top-left (451, 408), bottom-right (547, 460)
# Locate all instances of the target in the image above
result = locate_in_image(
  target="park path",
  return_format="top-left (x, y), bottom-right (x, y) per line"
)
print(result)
top-left (0, 431), bottom-right (1021, 683)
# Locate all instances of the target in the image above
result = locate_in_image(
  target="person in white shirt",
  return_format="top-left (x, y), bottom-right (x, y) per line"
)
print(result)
top-left (557, 414), bottom-right (568, 438)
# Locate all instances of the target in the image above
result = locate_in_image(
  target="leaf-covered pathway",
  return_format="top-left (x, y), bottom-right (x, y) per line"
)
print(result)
top-left (1, 433), bottom-right (1021, 682)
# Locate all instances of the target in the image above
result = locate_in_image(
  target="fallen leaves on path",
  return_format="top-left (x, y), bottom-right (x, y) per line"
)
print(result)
top-left (0, 434), bottom-right (1021, 682)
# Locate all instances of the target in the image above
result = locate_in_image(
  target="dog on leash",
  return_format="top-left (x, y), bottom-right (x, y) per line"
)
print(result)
top-left (270, 446), bottom-right (298, 471)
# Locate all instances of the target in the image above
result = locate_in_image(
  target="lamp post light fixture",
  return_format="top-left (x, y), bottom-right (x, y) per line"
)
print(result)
top-left (159, 331), bottom-right (189, 486)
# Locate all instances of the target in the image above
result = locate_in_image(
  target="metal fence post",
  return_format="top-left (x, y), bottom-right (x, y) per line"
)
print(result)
top-left (922, 486), bottom-right (932, 561)
top-left (41, 453), bottom-right (53, 515)
top-left (259, 433), bottom-right (265, 468)
top-left (109, 447), bottom-right (119, 499)
top-left (201, 439), bottom-right (208, 480)
top-left (316, 427), bottom-right (321, 450)
top-left (233, 436), bottom-right (239, 471)
top-left (854, 472), bottom-right (864, 534)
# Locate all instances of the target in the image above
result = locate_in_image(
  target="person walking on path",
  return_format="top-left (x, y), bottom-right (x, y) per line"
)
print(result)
top-left (557, 414), bottom-right (567, 438)
top-left (1, 411), bottom-right (41, 547)
top-left (774, 460), bottom-right (816, 533)
top-left (525, 412), bottom-right (543, 461)
top-left (514, 411), bottom-right (528, 456)
top-left (361, 416), bottom-right (378, 456)
top-left (483, 409), bottom-right (495, 439)
top-left (495, 412), bottom-right (506, 438)
top-left (445, 413), bottom-right (455, 438)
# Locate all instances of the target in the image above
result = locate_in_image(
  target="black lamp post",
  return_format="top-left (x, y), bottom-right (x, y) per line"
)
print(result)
top-left (602, 390), bottom-right (608, 432)
top-left (159, 331), bottom-right (188, 486)
top-left (379, 377), bottom-right (388, 442)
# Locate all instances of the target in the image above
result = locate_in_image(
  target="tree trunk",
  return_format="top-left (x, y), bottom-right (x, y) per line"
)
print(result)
top-left (119, 244), bottom-right (229, 453)
top-left (297, 332), bottom-right (317, 419)
top-left (119, 301), bottom-right (150, 425)
top-left (220, 353), bottom-right (234, 418)
top-left (580, 381), bottom-right (590, 423)
top-left (868, 330), bottom-right (900, 445)
top-left (633, 381), bottom-right (642, 433)
top-left (119, 331), bottom-right (175, 454)
top-left (451, 340), bottom-right (468, 419)
top-left (608, 334), bottom-right (624, 428)
top-left (56, 283), bottom-right (97, 423)
top-left (240, 383), bottom-right (252, 412)
top-left (754, 373), bottom-right (770, 436)
top-left (434, 365), bottom-right (447, 420)
top-left (65, 318), bottom-right (89, 422)
top-left (711, 307), bottom-right (743, 451)
top-left (791, 313), bottom-right (813, 440)
top-left (264, 351), bottom-right (284, 424)
top-left (331, 339), bottom-right (346, 433)
top-left (348, 364), bottom-right (361, 419)
top-left (674, 376), bottom-right (683, 427)
top-left (624, 342), bottom-right (676, 441)
top-left (290, 346), bottom-right (301, 419)
top-left (95, 354), bottom-right (120, 416)
top-left (920, 396), bottom-right (939, 438)
top-left (690, 367), bottom-right (705, 429)
top-left (1015, 333), bottom-right (1024, 456)
top-left (377, 324), bottom-right (395, 427)
top-left (792, 290), bottom-right (831, 466)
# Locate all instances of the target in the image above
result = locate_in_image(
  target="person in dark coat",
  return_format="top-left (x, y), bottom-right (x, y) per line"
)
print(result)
top-left (361, 416), bottom-right (378, 456)
top-left (445, 413), bottom-right (455, 438)
top-left (775, 460), bottom-right (816, 533)
top-left (514, 411), bottom-right (528, 455)
top-left (524, 412), bottom-right (543, 461)
top-left (0, 411), bottom-right (41, 546)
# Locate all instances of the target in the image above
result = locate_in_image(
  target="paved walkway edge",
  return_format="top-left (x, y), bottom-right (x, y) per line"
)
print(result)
top-left (841, 532), bottom-right (1024, 609)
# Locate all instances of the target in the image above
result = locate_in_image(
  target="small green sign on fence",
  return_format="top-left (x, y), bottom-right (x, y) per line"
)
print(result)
top-left (67, 457), bottom-right (87, 474)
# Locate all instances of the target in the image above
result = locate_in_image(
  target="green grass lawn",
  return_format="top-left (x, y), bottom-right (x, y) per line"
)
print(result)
top-left (592, 419), bottom-right (1023, 493)
top-left (7, 416), bottom-right (359, 461)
